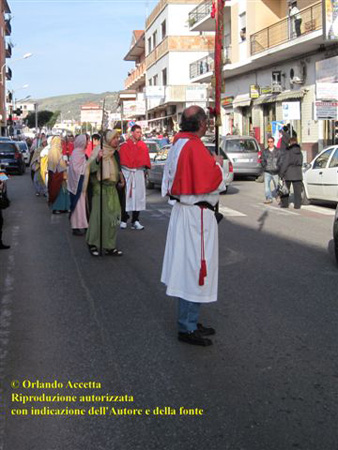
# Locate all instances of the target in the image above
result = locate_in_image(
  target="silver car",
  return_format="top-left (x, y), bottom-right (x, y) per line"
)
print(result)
top-left (220, 135), bottom-right (262, 177)
top-left (334, 204), bottom-right (338, 264)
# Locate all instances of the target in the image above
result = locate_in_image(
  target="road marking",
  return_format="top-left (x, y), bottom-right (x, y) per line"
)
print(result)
top-left (253, 204), bottom-right (300, 216)
top-left (302, 205), bottom-right (336, 216)
top-left (219, 206), bottom-right (247, 217)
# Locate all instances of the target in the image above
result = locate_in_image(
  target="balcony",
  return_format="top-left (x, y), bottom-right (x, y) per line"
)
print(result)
top-left (250, 1), bottom-right (322, 56)
top-left (5, 19), bottom-right (11, 36)
top-left (146, 37), bottom-right (169, 69)
top-left (5, 44), bottom-right (12, 59)
top-left (6, 67), bottom-right (12, 81)
top-left (124, 61), bottom-right (146, 90)
top-left (188, 0), bottom-right (214, 31)
top-left (189, 46), bottom-right (231, 80)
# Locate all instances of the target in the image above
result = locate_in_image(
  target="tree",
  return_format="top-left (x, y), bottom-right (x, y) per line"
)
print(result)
top-left (46, 110), bottom-right (61, 129)
top-left (25, 110), bottom-right (54, 129)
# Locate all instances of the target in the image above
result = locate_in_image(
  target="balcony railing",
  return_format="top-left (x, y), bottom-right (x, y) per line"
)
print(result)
top-left (146, 37), bottom-right (169, 69)
top-left (6, 67), bottom-right (12, 81)
top-left (250, 1), bottom-right (322, 56)
top-left (124, 61), bottom-right (146, 89)
top-left (189, 46), bottom-right (231, 79)
top-left (5, 19), bottom-right (11, 36)
top-left (188, 0), bottom-right (212, 28)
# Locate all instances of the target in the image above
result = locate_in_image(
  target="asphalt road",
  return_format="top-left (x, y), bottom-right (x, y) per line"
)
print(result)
top-left (0, 173), bottom-right (338, 450)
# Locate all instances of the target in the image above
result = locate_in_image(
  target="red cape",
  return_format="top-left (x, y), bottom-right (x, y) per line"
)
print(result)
top-left (119, 139), bottom-right (151, 169)
top-left (62, 141), bottom-right (74, 156)
top-left (170, 132), bottom-right (222, 195)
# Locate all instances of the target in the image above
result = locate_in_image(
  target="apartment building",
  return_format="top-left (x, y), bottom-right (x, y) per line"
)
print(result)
top-left (0, 0), bottom-right (11, 135)
top-left (189, 0), bottom-right (338, 159)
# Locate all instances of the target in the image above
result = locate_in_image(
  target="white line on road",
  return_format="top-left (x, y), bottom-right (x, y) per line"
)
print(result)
top-left (218, 206), bottom-right (247, 217)
top-left (302, 205), bottom-right (336, 216)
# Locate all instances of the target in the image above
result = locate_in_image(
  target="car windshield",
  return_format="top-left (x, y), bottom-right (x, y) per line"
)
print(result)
top-left (0, 143), bottom-right (17, 153)
top-left (225, 139), bottom-right (258, 153)
top-left (18, 143), bottom-right (27, 151)
top-left (147, 143), bottom-right (160, 153)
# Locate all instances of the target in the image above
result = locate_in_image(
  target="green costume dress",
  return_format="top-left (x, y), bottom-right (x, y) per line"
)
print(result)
top-left (86, 159), bottom-right (121, 250)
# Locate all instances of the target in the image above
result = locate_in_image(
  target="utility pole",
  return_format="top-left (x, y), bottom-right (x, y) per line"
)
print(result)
top-left (34, 102), bottom-right (38, 131)
top-left (214, 0), bottom-right (225, 155)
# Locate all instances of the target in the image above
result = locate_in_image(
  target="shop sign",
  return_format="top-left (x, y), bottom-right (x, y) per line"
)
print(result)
top-left (316, 56), bottom-right (338, 100)
top-left (145, 86), bottom-right (165, 98)
top-left (315, 101), bottom-right (338, 119)
top-left (221, 96), bottom-right (234, 107)
top-left (323, 0), bottom-right (338, 41)
top-left (260, 86), bottom-right (272, 95)
top-left (250, 85), bottom-right (260, 99)
top-left (186, 85), bottom-right (207, 102)
top-left (123, 100), bottom-right (146, 118)
top-left (282, 102), bottom-right (300, 121)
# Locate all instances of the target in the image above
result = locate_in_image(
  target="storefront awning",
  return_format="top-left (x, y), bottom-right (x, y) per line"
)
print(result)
top-left (253, 94), bottom-right (278, 105)
top-left (275, 90), bottom-right (305, 102)
top-left (233, 94), bottom-right (251, 108)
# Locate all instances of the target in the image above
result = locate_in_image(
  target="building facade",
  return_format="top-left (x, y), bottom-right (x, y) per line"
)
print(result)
top-left (0, 0), bottom-right (11, 135)
top-left (189, 0), bottom-right (338, 160)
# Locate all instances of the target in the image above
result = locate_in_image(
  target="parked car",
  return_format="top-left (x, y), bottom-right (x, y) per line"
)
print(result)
top-left (16, 141), bottom-right (30, 166)
top-left (0, 141), bottom-right (26, 175)
top-left (334, 204), bottom-right (338, 264)
top-left (146, 143), bottom-right (233, 191)
top-left (302, 146), bottom-right (338, 204)
top-left (144, 140), bottom-right (162, 161)
top-left (220, 135), bottom-right (262, 178)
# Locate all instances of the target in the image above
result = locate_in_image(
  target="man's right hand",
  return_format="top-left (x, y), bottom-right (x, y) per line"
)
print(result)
top-left (214, 155), bottom-right (223, 166)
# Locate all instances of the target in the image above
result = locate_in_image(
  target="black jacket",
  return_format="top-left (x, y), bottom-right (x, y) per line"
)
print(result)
top-left (279, 143), bottom-right (303, 181)
top-left (262, 147), bottom-right (279, 174)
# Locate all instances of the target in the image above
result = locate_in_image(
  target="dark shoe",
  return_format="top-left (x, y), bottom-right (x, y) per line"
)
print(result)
top-left (53, 210), bottom-right (61, 215)
top-left (105, 248), bottom-right (123, 256)
top-left (197, 323), bottom-right (216, 336)
top-left (72, 229), bottom-right (85, 236)
top-left (178, 330), bottom-right (213, 346)
top-left (88, 245), bottom-right (99, 257)
top-left (0, 243), bottom-right (10, 250)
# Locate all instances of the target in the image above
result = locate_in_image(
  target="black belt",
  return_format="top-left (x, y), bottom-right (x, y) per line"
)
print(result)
top-left (169, 196), bottom-right (215, 212)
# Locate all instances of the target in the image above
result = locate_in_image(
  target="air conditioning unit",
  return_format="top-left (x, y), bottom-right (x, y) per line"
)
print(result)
top-left (272, 83), bottom-right (283, 93)
top-left (290, 61), bottom-right (307, 85)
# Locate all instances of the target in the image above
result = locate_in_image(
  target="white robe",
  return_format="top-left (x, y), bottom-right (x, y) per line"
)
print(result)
top-left (122, 167), bottom-right (146, 212)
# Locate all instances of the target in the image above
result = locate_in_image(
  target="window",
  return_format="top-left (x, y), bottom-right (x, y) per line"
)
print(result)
top-left (161, 20), bottom-right (166, 40)
top-left (162, 68), bottom-right (167, 86)
top-left (153, 75), bottom-right (158, 86)
top-left (148, 79), bottom-right (152, 86)
top-left (153, 30), bottom-right (157, 48)
top-left (239, 12), bottom-right (246, 41)
top-left (148, 37), bottom-right (152, 54)
top-left (329, 148), bottom-right (338, 168)
top-left (313, 149), bottom-right (333, 169)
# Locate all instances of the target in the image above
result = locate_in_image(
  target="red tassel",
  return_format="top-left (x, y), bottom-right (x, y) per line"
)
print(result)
top-left (211, 1), bottom-right (216, 19)
top-left (199, 259), bottom-right (207, 286)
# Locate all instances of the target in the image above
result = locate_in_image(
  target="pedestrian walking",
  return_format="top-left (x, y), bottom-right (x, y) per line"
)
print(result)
top-left (262, 136), bottom-right (279, 204)
top-left (119, 125), bottom-right (151, 230)
top-left (279, 137), bottom-right (303, 209)
top-left (47, 136), bottom-right (70, 214)
top-left (86, 130), bottom-right (124, 257)
top-left (30, 137), bottom-right (48, 197)
top-left (161, 105), bottom-right (225, 347)
top-left (68, 134), bottom-right (89, 236)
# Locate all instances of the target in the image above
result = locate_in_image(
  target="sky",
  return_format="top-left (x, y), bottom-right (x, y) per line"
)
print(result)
top-left (9, 0), bottom-right (156, 99)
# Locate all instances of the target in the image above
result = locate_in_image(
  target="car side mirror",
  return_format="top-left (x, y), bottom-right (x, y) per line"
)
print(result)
top-left (303, 162), bottom-right (311, 170)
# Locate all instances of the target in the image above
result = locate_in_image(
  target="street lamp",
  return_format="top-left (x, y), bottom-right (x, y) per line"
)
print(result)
top-left (0, 52), bottom-right (33, 85)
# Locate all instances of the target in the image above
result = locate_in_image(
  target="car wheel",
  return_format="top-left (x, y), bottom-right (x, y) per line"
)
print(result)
top-left (145, 173), bottom-right (154, 189)
top-left (301, 184), bottom-right (311, 205)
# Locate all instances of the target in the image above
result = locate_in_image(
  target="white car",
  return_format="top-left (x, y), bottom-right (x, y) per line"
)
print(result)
top-left (334, 204), bottom-right (338, 264)
top-left (16, 141), bottom-right (30, 166)
top-left (302, 146), bottom-right (338, 204)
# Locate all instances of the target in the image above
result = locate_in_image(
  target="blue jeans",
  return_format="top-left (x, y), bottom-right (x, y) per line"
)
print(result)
top-left (264, 172), bottom-right (279, 200)
top-left (178, 298), bottom-right (201, 333)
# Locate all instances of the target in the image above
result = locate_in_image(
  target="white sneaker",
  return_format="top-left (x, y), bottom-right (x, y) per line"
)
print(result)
top-left (131, 221), bottom-right (144, 230)
top-left (120, 221), bottom-right (127, 229)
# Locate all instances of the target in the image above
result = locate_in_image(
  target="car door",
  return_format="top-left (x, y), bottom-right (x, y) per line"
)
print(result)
top-left (322, 147), bottom-right (338, 201)
top-left (305, 148), bottom-right (334, 199)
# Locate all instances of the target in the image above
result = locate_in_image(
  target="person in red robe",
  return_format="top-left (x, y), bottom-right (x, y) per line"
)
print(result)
top-left (119, 125), bottom-right (151, 230)
top-left (161, 105), bottom-right (225, 347)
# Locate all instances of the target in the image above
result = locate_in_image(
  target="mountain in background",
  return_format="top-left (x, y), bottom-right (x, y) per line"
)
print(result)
top-left (32, 92), bottom-right (119, 121)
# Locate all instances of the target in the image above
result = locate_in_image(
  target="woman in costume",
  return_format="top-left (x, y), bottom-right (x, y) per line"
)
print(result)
top-left (86, 130), bottom-right (124, 257)
top-left (67, 134), bottom-right (89, 236)
top-left (30, 137), bottom-right (47, 197)
top-left (47, 136), bottom-right (70, 214)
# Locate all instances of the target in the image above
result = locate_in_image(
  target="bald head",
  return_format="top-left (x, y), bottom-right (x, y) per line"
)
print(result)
top-left (180, 105), bottom-right (207, 135)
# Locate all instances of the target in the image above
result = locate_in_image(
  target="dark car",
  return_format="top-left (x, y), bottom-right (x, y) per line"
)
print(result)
top-left (0, 141), bottom-right (26, 175)
top-left (334, 205), bottom-right (338, 264)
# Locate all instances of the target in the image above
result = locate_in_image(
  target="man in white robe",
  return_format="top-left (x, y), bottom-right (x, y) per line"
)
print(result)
top-left (161, 106), bottom-right (225, 346)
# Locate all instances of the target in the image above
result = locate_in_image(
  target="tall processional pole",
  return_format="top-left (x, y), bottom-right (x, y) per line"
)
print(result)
top-left (99, 98), bottom-right (106, 256)
top-left (213, 0), bottom-right (225, 155)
